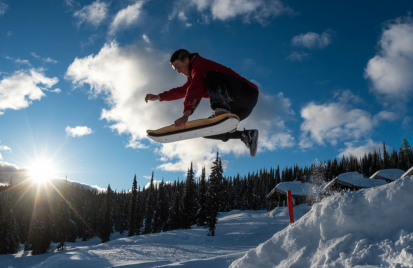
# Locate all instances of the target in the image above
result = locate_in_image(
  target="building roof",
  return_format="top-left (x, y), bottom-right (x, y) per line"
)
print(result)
top-left (267, 181), bottom-right (322, 199)
top-left (337, 172), bottom-right (387, 188)
top-left (402, 167), bottom-right (413, 178)
top-left (370, 169), bottom-right (405, 181)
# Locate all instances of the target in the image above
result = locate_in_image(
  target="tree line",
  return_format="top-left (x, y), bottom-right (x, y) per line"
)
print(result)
top-left (0, 139), bottom-right (411, 255)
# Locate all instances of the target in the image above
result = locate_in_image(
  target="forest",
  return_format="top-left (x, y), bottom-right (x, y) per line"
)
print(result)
top-left (0, 139), bottom-right (411, 255)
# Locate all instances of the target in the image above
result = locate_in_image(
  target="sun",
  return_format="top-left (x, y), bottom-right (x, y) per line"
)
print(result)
top-left (29, 160), bottom-right (55, 183)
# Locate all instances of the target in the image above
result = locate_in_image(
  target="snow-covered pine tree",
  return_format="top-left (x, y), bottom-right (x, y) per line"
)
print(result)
top-left (0, 191), bottom-right (20, 254)
top-left (27, 202), bottom-right (52, 255)
top-left (55, 193), bottom-right (70, 250)
top-left (128, 175), bottom-right (138, 237)
top-left (100, 184), bottom-right (113, 243)
top-left (159, 180), bottom-right (169, 232)
top-left (168, 181), bottom-right (181, 230)
top-left (144, 173), bottom-right (155, 234)
top-left (311, 159), bottom-right (327, 186)
top-left (182, 162), bottom-right (195, 229)
top-left (206, 151), bottom-right (223, 236)
top-left (135, 186), bottom-right (143, 235)
top-left (196, 167), bottom-right (207, 227)
top-left (152, 183), bottom-right (161, 233)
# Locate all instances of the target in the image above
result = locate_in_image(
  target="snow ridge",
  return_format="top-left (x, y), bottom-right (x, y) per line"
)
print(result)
top-left (230, 176), bottom-right (413, 268)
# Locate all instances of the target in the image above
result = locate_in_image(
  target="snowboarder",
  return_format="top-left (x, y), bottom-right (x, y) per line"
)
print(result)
top-left (145, 49), bottom-right (259, 156)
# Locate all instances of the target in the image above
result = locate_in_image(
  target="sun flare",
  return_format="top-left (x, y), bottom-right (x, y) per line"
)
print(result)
top-left (29, 160), bottom-right (55, 183)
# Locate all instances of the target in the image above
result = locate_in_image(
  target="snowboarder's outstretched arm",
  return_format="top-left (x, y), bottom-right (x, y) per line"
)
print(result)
top-left (145, 94), bottom-right (160, 102)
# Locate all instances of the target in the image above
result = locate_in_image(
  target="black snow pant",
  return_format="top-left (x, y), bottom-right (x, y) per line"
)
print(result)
top-left (203, 70), bottom-right (259, 142)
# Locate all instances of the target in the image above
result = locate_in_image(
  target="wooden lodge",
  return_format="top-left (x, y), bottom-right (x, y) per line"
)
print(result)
top-left (266, 181), bottom-right (322, 211)
top-left (321, 171), bottom-right (387, 196)
top-left (370, 169), bottom-right (405, 183)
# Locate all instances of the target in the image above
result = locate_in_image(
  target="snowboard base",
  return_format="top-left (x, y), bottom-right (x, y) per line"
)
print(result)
top-left (147, 113), bottom-right (240, 143)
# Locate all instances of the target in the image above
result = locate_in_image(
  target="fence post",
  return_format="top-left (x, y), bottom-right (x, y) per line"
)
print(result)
top-left (287, 190), bottom-right (294, 224)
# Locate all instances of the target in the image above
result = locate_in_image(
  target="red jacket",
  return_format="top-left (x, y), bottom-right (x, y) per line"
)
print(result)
top-left (159, 54), bottom-right (258, 113)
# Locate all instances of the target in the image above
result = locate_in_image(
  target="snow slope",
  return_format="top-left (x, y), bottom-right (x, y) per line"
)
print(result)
top-left (0, 206), bottom-right (311, 268)
top-left (230, 176), bottom-right (413, 268)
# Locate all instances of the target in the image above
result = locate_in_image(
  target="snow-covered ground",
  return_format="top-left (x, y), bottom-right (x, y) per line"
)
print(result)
top-left (230, 176), bottom-right (413, 268)
top-left (3, 176), bottom-right (413, 268)
top-left (0, 206), bottom-right (311, 268)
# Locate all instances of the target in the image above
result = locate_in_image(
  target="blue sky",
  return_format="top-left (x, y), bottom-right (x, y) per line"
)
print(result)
top-left (0, 0), bottom-right (412, 191)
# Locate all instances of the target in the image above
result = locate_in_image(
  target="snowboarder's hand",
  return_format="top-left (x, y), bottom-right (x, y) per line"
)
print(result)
top-left (174, 115), bottom-right (188, 129)
top-left (174, 110), bottom-right (191, 129)
top-left (145, 94), bottom-right (160, 103)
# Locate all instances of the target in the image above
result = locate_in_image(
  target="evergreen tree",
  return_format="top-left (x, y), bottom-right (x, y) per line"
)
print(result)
top-left (55, 193), bottom-right (70, 250)
top-left (0, 192), bottom-right (20, 254)
top-left (144, 173), bottom-right (155, 234)
top-left (135, 186), bottom-right (143, 235)
top-left (182, 163), bottom-right (196, 229)
top-left (100, 184), bottom-right (113, 243)
top-left (27, 200), bottom-right (52, 255)
top-left (196, 167), bottom-right (207, 227)
top-left (128, 175), bottom-right (138, 237)
top-left (159, 180), bottom-right (169, 232)
top-left (168, 182), bottom-right (181, 230)
top-left (206, 152), bottom-right (223, 236)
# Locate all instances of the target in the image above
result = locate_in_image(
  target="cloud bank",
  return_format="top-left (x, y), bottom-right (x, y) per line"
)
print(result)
top-left (170, 0), bottom-right (295, 26)
top-left (66, 42), bottom-right (295, 175)
top-left (299, 90), bottom-right (395, 149)
top-left (109, 1), bottom-right (144, 36)
top-left (74, 1), bottom-right (109, 27)
top-left (0, 69), bottom-right (58, 115)
top-left (365, 16), bottom-right (413, 109)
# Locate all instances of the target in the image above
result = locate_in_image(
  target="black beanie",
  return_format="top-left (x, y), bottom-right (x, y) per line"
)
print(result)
top-left (170, 49), bottom-right (190, 64)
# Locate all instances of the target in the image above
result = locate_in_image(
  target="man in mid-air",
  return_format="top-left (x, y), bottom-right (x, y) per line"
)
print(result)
top-left (145, 49), bottom-right (259, 157)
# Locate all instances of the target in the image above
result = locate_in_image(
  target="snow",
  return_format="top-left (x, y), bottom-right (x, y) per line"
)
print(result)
top-left (230, 176), bottom-right (413, 268)
top-left (273, 181), bottom-right (322, 196)
top-left (337, 171), bottom-right (387, 188)
top-left (0, 206), bottom-right (311, 268)
top-left (370, 169), bottom-right (405, 181)
top-left (402, 167), bottom-right (413, 178)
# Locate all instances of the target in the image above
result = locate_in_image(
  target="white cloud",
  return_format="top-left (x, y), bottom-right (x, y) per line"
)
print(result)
top-left (0, 145), bottom-right (12, 153)
top-left (66, 42), bottom-right (295, 176)
top-left (142, 34), bottom-right (150, 43)
top-left (44, 57), bottom-right (58, 64)
top-left (31, 53), bottom-right (58, 64)
top-left (0, 2), bottom-right (8, 16)
top-left (365, 16), bottom-right (413, 106)
top-left (0, 69), bottom-right (58, 114)
top-left (286, 51), bottom-right (310, 61)
top-left (299, 90), bottom-right (393, 149)
top-left (31, 52), bottom-right (41, 59)
top-left (7, 31), bottom-right (11, 37)
top-left (66, 126), bottom-right (93, 137)
top-left (109, 1), bottom-right (144, 36)
top-left (50, 88), bottom-right (61, 93)
top-left (170, 0), bottom-right (295, 26)
top-left (74, 1), bottom-right (109, 27)
top-left (6, 56), bottom-right (31, 66)
top-left (291, 29), bottom-right (333, 49)
top-left (337, 139), bottom-right (383, 159)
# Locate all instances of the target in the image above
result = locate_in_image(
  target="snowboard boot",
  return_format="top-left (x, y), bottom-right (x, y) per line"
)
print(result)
top-left (241, 129), bottom-right (259, 157)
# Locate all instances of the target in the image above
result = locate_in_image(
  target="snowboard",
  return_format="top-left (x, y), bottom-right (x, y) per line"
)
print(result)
top-left (147, 113), bottom-right (240, 143)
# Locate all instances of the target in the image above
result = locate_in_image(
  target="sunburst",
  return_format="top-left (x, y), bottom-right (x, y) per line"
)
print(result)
top-left (29, 160), bottom-right (55, 183)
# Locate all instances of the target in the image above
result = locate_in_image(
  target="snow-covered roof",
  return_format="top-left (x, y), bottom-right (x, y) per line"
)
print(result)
top-left (273, 181), bottom-right (322, 197)
top-left (370, 169), bottom-right (405, 181)
top-left (337, 172), bottom-right (387, 188)
top-left (401, 166), bottom-right (413, 178)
